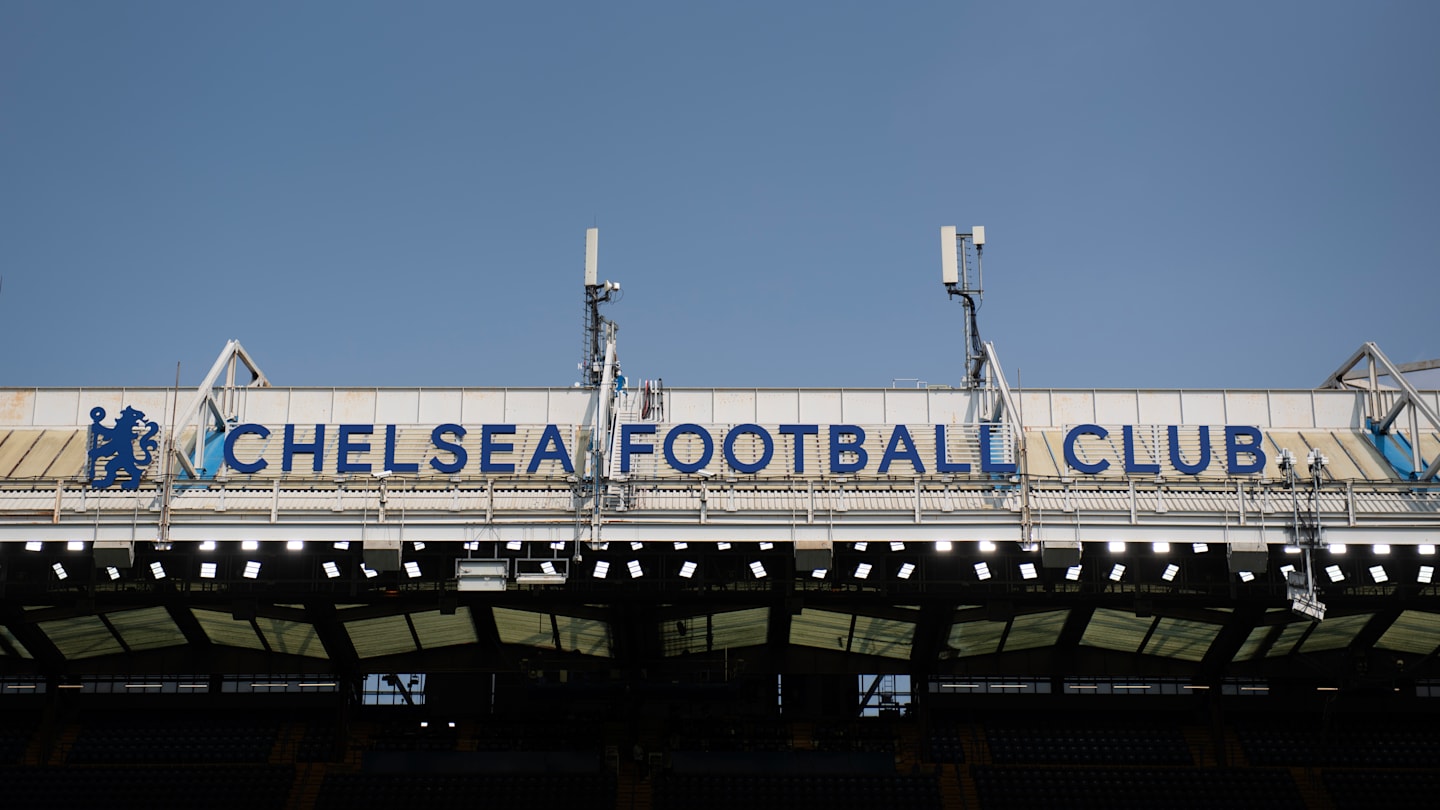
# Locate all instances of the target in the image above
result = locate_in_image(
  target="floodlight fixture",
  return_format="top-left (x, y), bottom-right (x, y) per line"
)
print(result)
top-left (1192, 543), bottom-right (1209, 553)
top-left (25, 541), bottom-right (41, 552)
top-left (936, 540), bottom-right (953, 552)
top-left (322, 561), bottom-right (340, 579)
top-left (673, 541), bottom-right (688, 550)
top-left (749, 561), bottom-right (767, 579)
top-left (593, 561), bottom-right (610, 579)
top-left (200, 562), bottom-right (217, 579)
top-left (549, 541), bottom-right (565, 550)
top-left (716, 542), bottom-right (732, 550)
top-left (1419, 566), bottom-right (1434, 584)
top-left (1238, 571), bottom-right (1255, 582)
top-left (540, 561), bottom-right (558, 576)
top-left (241, 540), bottom-right (259, 551)
top-left (974, 562), bottom-right (992, 581)
top-left (854, 563), bottom-right (873, 580)
top-left (334, 541), bottom-right (351, 550)
top-left (1152, 541), bottom-right (1170, 553)
top-left (1325, 565), bottom-right (1344, 583)
top-left (67, 540), bottom-right (85, 552)
top-left (760, 541), bottom-right (775, 550)
top-left (413, 542), bottom-right (427, 551)
top-left (1330, 543), bottom-right (1347, 555)
top-left (979, 540), bottom-right (997, 553)
top-left (1065, 565), bottom-right (1083, 581)
top-left (811, 568), bottom-right (828, 579)
top-left (1369, 565), bottom-right (1388, 583)
top-left (1280, 564), bottom-right (1296, 576)
top-left (1373, 544), bottom-right (1391, 555)
top-left (627, 560), bottom-right (644, 579)
top-left (853, 542), bottom-right (868, 551)
top-left (678, 561), bottom-right (696, 578)
top-left (404, 561), bottom-right (421, 578)
top-left (1420, 544), bottom-right (1436, 556)
top-left (1283, 545), bottom-right (1301, 554)
top-left (1108, 540), bottom-right (1126, 553)
top-left (506, 540), bottom-right (523, 551)
top-left (463, 541), bottom-right (479, 551)
top-left (106, 566), bottom-right (121, 581)
top-left (1162, 564), bottom-right (1180, 582)
top-left (361, 564), bottom-right (379, 578)
top-left (52, 563), bottom-right (68, 580)
top-left (1019, 563), bottom-right (1037, 580)
top-left (630, 541), bottom-right (644, 551)
top-left (243, 561), bottom-right (261, 579)
top-left (897, 563), bottom-right (916, 580)
top-left (889, 541), bottom-right (905, 551)
top-left (1108, 564), bottom-right (1126, 582)
top-left (149, 561), bottom-right (166, 579)
top-left (199, 540), bottom-right (217, 551)
top-left (287, 540), bottom-right (304, 551)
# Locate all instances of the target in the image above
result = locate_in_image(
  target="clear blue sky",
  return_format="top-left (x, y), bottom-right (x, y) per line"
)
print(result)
top-left (2, 2), bottom-right (1436, 392)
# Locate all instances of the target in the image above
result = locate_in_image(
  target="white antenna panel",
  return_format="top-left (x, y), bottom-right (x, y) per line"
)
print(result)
top-left (972, 226), bottom-right (985, 246)
top-left (940, 226), bottom-right (958, 285)
top-left (584, 228), bottom-right (599, 287)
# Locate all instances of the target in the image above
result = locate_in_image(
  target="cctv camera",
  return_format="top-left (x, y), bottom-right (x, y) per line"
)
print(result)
top-left (372, 470), bottom-right (393, 479)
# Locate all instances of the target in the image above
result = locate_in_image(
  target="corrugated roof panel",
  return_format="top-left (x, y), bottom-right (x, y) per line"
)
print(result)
top-left (1265, 621), bottom-right (1312, 657)
top-left (1299, 613), bottom-right (1373, 654)
top-left (1004, 610), bottom-right (1070, 652)
top-left (493, 607), bottom-right (556, 649)
top-left (1330, 430), bottom-right (1398, 481)
top-left (44, 430), bottom-right (89, 478)
top-left (10, 430), bottom-right (80, 479)
top-left (790, 608), bottom-right (854, 652)
top-left (411, 608), bottom-right (478, 650)
top-left (947, 619), bottom-right (1004, 658)
top-left (0, 430), bottom-right (41, 478)
top-left (346, 615), bottom-right (418, 659)
top-left (1143, 617), bottom-right (1218, 662)
top-left (256, 617), bottom-right (328, 658)
top-left (1232, 625), bottom-right (1272, 662)
top-left (554, 614), bottom-right (611, 657)
top-left (106, 607), bottom-right (184, 652)
top-left (851, 615), bottom-right (913, 660)
top-left (193, 609), bottom-right (267, 651)
top-left (37, 616), bottom-right (123, 659)
top-left (1080, 608), bottom-right (1152, 654)
top-left (0, 624), bottom-right (33, 658)
top-left (1375, 610), bottom-right (1440, 655)
top-left (1297, 431), bottom-right (1362, 481)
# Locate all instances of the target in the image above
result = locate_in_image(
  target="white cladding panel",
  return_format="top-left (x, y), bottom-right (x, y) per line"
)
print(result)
top-left (842, 391), bottom-right (885, 423)
top-left (797, 391), bottom-right (843, 423)
top-left (713, 391), bottom-right (756, 424)
top-left (375, 390), bottom-right (421, 423)
top-left (547, 390), bottom-right (592, 423)
top-left (667, 390), bottom-right (714, 423)
top-left (503, 390), bottom-right (548, 423)
top-left (1136, 391), bottom-right (1183, 425)
top-left (1179, 392), bottom-right (1226, 425)
top-left (242, 388), bottom-right (290, 424)
top-left (0, 391), bottom-right (34, 425)
top-left (333, 390), bottom-right (377, 423)
top-left (884, 390), bottom-right (930, 424)
top-left (461, 390), bottom-right (505, 422)
top-left (32, 390), bottom-right (80, 425)
top-left (1093, 392), bottom-right (1140, 425)
top-left (1050, 391), bottom-right (1095, 426)
top-left (288, 390), bottom-right (335, 424)
top-left (1017, 392), bottom-right (1051, 427)
top-left (756, 391), bottom-right (800, 423)
top-left (418, 390), bottom-right (464, 424)
top-left (1267, 392), bottom-right (1315, 428)
top-left (1224, 392), bottom-right (1270, 425)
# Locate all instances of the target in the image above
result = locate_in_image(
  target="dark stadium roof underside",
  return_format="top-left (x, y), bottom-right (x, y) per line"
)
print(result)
top-left (3, 544), bottom-right (1439, 686)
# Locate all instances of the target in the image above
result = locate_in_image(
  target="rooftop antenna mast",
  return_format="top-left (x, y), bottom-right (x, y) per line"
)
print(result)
top-left (940, 225), bottom-right (987, 388)
top-left (581, 228), bottom-right (621, 387)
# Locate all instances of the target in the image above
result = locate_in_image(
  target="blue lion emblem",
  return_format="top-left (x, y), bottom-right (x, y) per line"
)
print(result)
top-left (88, 406), bottom-right (160, 490)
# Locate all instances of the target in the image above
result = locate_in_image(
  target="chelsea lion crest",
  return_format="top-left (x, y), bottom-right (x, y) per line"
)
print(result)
top-left (87, 406), bottom-right (160, 490)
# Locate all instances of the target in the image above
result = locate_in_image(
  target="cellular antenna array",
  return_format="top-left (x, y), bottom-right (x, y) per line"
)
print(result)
top-left (940, 225), bottom-right (986, 388)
